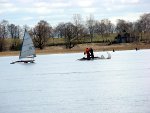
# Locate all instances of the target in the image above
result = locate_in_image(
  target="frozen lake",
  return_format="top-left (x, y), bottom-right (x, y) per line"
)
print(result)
top-left (0, 49), bottom-right (150, 113)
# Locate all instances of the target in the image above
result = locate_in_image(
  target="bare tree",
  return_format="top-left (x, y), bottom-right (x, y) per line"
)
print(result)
top-left (100, 20), bottom-right (107, 41)
top-left (139, 13), bottom-right (150, 41)
top-left (134, 21), bottom-right (143, 40)
top-left (64, 22), bottom-right (76, 48)
top-left (8, 24), bottom-right (21, 50)
top-left (86, 14), bottom-right (95, 42)
top-left (8, 24), bottom-right (21, 39)
top-left (73, 14), bottom-right (83, 42)
top-left (103, 19), bottom-right (115, 35)
top-left (140, 13), bottom-right (150, 33)
top-left (54, 23), bottom-right (65, 38)
top-left (94, 20), bottom-right (106, 42)
top-left (0, 20), bottom-right (8, 51)
top-left (32, 20), bottom-right (52, 49)
top-left (116, 19), bottom-right (132, 33)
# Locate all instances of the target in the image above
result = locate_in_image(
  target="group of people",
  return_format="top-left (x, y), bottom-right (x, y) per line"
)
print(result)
top-left (84, 48), bottom-right (94, 60)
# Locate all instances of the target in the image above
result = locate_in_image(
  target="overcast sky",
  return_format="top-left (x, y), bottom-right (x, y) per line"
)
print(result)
top-left (0, 0), bottom-right (149, 27)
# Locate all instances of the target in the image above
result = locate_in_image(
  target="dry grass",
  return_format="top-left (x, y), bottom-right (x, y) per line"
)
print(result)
top-left (0, 43), bottom-right (150, 57)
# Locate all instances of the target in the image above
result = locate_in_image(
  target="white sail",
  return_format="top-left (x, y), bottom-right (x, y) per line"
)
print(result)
top-left (19, 31), bottom-right (36, 59)
top-left (107, 52), bottom-right (111, 59)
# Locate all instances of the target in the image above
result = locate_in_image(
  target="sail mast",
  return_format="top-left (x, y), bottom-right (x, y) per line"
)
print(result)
top-left (19, 29), bottom-right (26, 59)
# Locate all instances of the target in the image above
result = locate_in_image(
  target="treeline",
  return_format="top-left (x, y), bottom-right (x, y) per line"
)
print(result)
top-left (0, 13), bottom-right (150, 51)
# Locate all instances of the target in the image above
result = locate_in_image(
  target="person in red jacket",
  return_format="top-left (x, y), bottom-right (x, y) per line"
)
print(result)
top-left (84, 48), bottom-right (90, 60)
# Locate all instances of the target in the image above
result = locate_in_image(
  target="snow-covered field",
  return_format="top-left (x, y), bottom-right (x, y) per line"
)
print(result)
top-left (0, 50), bottom-right (150, 113)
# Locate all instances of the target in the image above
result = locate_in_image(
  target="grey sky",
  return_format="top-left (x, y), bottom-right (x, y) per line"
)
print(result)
top-left (0, 0), bottom-right (149, 27)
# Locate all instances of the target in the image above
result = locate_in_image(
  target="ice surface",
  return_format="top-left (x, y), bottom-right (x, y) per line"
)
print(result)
top-left (0, 50), bottom-right (150, 113)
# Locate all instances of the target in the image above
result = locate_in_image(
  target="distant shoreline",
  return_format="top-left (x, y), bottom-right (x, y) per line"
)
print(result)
top-left (0, 43), bottom-right (150, 57)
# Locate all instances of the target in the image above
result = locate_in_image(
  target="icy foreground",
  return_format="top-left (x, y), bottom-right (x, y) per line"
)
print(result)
top-left (0, 50), bottom-right (150, 113)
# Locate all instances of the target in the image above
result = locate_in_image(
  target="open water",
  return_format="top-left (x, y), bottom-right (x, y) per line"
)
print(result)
top-left (0, 49), bottom-right (150, 113)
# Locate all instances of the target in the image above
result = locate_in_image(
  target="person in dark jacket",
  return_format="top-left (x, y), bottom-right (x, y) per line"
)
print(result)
top-left (89, 48), bottom-right (94, 59)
